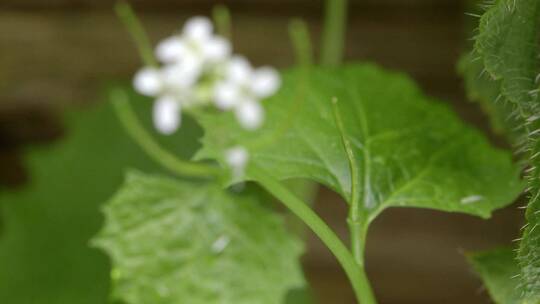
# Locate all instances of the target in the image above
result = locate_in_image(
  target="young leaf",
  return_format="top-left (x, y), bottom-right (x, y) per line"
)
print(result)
top-left (475, 0), bottom-right (540, 106)
top-left (468, 248), bottom-right (521, 304)
top-left (469, 0), bottom-right (540, 300)
top-left (0, 87), bottom-right (202, 303)
top-left (196, 63), bottom-right (523, 224)
top-left (92, 172), bottom-right (306, 304)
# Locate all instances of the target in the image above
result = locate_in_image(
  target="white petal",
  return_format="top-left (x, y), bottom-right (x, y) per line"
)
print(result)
top-left (227, 55), bottom-right (252, 84)
top-left (155, 37), bottom-right (186, 63)
top-left (203, 36), bottom-right (232, 63)
top-left (162, 61), bottom-right (201, 89)
top-left (153, 96), bottom-right (181, 134)
top-left (225, 146), bottom-right (249, 171)
top-left (183, 16), bottom-right (213, 40)
top-left (235, 101), bottom-right (264, 130)
top-left (213, 81), bottom-right (240, 110)
top-left (251, 67), bottom-right (281, 98)
top-left (133, 67), bottom-right (162, 96)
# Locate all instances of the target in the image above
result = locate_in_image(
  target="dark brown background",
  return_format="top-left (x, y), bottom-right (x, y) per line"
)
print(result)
top-left (0, 0), bottom-right (523, 303)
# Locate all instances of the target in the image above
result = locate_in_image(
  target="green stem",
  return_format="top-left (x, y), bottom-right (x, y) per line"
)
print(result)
top-left (250, 167), bottom-right (376, 304)
top-left (212, 4), bottom-right (232, 40)
top-left (110, 89), bottom-right (221, 178)
top-left (331, 97), bottom-right (366, 266)
top-left (290, 19), bottom-right (314, 68)
top-left (115, 1), bottom-right (157, 67)
top-left (320, 0), bottom-right (348, 66)
top-left (249, 19), bottom-right (312, 150)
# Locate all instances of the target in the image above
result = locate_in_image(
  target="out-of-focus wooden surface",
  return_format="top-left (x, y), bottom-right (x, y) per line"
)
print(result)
top-left (0, 1), bottom-right (523, 303)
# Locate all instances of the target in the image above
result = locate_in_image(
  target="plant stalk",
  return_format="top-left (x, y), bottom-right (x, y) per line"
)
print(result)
top-left (110, 89), bottom-right (221, 179)
top-left (212, 4), bottom-right (232, 40)
top-left (321, 0), bottom-right (348, 66)
top-left (115, 1), bottom-right (157, 67)
top-left (250, 167), bottom-right (376, 304)
top-left (331, 97), bottom-right (376, 302)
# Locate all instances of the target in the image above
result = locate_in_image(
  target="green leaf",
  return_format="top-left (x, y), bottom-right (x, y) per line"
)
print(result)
top-left (475, 0), bottom-right (540, 106)
top-left (518, 110), bottom-right (540, 302)
top-left (92, 172), bottom-right (305, 304)
top-left (0, 87), bottom-right (202, 304)
top-left (468, 248), bottom-right (521, 304)
top-left (196, 63), bottom-right (523, 223)
top-left (468, 0), bottom-right (540, 300)
top-left (457, 52), bottom-right (520, 140)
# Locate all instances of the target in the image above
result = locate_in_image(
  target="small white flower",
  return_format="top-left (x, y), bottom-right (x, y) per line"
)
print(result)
top-left (251, 67), bottom-right (281, 98)
top-left (235, 101), bottom-right (264, 130)
top-left (184, 17), bottom-right (213, 40)
top-left (155, 37), bottom-right (186, 64)
top-left (225, 146), bottom-right (249, 178)
top-left (155, 16), bottom-right (231, 67)
top-left (133, 67), bottom-right (163, 96)
top-left (161, 62), bottom-right (200, 90)
top-left (132, 15), bottom-right (280, 135)
top-left (227, 56), bottom-right (252, 84)
top-left (213, 56), bottom-right (280, 130)
top-left (223, 56), bottom-right (281, 99)
top-left (213, 81), bottom-right (239, 110)
top-left (132, 65), bottom-right (194, 134)
top-left (203, 36), bottom-right (231, 63)
top-left (153, 96), bottom-right (181, 135)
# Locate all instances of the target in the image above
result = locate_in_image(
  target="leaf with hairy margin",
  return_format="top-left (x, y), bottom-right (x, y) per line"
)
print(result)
top-left (92, 172), bottom-right (305, 304)
top-left (475, 0), bottom-right (540, 106)
top-left (518, 100), bottom-right (540, 302)
top-left (468, 248), bottom-right (521, 304)
top-left (458, 52), bottom-right (520, 141)
top-left (196, 63), bottom-right (523, 226)
top-left (470, 0), bottom-right (540, 300)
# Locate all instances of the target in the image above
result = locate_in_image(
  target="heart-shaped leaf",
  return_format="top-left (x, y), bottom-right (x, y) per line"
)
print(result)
top-left (196, 63), bottom-right (523, 225)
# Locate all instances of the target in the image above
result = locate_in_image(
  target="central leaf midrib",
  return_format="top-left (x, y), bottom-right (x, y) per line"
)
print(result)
top-left (346, 75), bottom-right (372, 210)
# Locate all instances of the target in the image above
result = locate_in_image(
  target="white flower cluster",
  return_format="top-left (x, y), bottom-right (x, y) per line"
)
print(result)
top-left (133, 16), bottom-right (280, 134)
top-left (132, 16), bottom-right (279, 178)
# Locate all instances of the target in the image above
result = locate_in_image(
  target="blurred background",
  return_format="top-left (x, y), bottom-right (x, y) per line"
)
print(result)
top-left (0, 0), bottom-right (524, 303)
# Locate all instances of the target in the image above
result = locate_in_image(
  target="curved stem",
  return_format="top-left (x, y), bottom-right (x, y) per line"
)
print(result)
top-left (290, 19), bottom-right (314, 68)
top-left (250, 167), bottom-right (376, 304)
top-left (321, 0), bottom-right (348, 66)
top-left (115, 1), bottom-right (157, 67)
top-left (111, 89), bottom-right (221, 178)
top-left (249, 19), bottom-right (312, 150)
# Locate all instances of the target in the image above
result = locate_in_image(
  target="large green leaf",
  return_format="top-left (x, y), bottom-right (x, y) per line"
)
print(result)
top-left (468, 248), bottom-right (521, 304)
top-left (0, 87), bottom-right (202, 304)
top-left (196, 63), bottom-right (523, 224)
top-left (92, 172), bottom-right (305, 304)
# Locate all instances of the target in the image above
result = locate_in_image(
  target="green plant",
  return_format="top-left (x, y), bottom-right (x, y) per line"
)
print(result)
top-left (0, 1), bottom-right (533, 303)
top-left (460, 0), bottom-right (540, 303)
